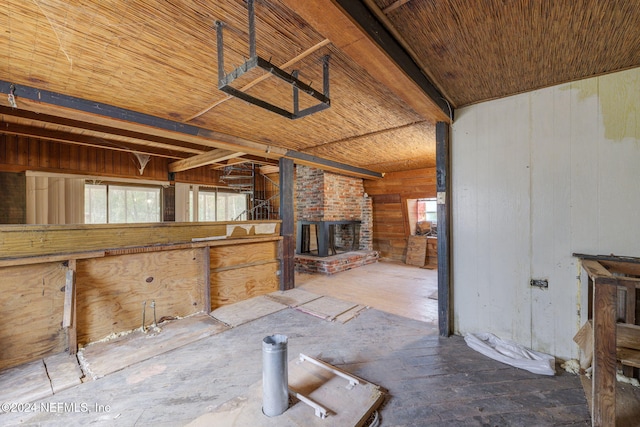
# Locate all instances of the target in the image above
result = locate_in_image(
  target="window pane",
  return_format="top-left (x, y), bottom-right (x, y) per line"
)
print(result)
top-left (218, 192), bottom-right (247, 221)
top-left (109, 185), bottom-right (160, 223)
top-left (84, 184), bottom-right (107, 224)
top-left (198, 191), bottom-right (217, 221)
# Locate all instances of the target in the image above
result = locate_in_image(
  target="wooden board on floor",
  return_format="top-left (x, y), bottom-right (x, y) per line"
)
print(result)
top-left (80, 313), bottom-right (228, 379)
top-left (0, 359), bottom-right (52, 404)
top-left (210, 296), bottom-right (287, 327)
top-left (266, 289), bottom-right (322, 307)
top-left (185, 354), bottom-right (385, 427)
top-left (295, 296), bottom-right (358, 321)
top-left (44, 352), bottom-right (83, 393)
top-left (335, 305), bottom-right (368, 324)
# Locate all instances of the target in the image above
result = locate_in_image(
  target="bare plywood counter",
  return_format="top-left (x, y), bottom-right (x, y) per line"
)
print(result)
top-left (0, 221), bottom-right (282, 371)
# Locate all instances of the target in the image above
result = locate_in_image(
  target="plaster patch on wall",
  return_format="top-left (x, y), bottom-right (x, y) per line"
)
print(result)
top-left (562, 67), bottom-right (640, 141)
top-left (599, 69), bottom-right (640, 141)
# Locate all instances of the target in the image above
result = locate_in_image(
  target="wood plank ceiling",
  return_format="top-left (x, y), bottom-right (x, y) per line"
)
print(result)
top-left (1, 1), bottom-right (639, 175)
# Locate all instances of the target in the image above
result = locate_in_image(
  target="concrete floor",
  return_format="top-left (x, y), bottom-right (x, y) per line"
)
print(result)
top-left (1, 262), bottom-right (591, 426)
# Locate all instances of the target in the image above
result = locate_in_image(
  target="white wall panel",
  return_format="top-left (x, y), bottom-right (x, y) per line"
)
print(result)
top-left (452, 67), bottom-right (640, 360)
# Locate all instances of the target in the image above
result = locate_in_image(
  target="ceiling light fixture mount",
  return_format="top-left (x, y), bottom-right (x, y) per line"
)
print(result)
top-left (215, 0), bottom-right (330, 120)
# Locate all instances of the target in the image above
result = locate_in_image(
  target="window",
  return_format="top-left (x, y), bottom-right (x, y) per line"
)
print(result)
top-left (85, 183), bottom-right (161, 224)
top-left (189, 187), bottom-right (248, 221)
top-left (417, 198), bottom-right (437, 223)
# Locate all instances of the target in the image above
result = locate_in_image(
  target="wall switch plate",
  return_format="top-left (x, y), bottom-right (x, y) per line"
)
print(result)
top-left (530, 279), bottom-right (548, 288)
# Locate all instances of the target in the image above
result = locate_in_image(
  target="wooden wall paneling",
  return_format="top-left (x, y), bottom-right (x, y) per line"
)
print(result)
top-left (0, 262), bottom-right (67, 370)
top-left (94, 147), bottom-right (103, 173)
top-left (59, 142), bottom-right (71, 170)
top-left (17, 138), bottom-right (27, 165)
top-left (40, 140), bottom-right (50, 168)
top-left (49, 140), bottom-right (60, 169)
top-left (75, 248), bottom-right (205, 344)
top-left (209, 241), bottom-right (280, 308)
top-left (28, 138), bottom-right (38, 167)
top-left (68, 143), bottom-right (79, 171)
top-left (103, 149), bottom-right (113, 175)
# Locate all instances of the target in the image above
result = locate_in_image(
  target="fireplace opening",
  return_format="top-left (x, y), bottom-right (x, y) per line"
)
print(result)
top-left (296, 220), bottom-right (361, 257)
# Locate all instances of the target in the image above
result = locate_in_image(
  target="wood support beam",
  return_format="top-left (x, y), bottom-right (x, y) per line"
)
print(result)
top-left (279, 158), bottom-right (295, 291)
top-left (169, 149), bottom-right (246, 172)
top-left (281, 0), bottom-right (451, 123)
top-left (382, 0), bottom-right (411, 14)
top-left (436, 121), bottom-right (451, 337)
top-left (0, 121), bottom-right (189, 159)
top-left (592, 277), bottom-right (617, 427)
top-left (286, 150), bottom-right (383, 180)
top-left (0, 81), bottom-right (382, 180)
top-left (0, 105), bottom-right (208, 155)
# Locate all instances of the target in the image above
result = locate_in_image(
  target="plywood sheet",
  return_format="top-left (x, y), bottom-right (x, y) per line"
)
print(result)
top-left (265, 289), bottom-right (322, 307)
top-left (0, 262), bottom-right (67, 370)
top-left (295, 296), bottom-right (358, 321)
top-left (210, 262), bottom-right (280, 308)
top-left (210, 241), bottom-right (278, 269)
top-left (76, 248), bottom-right (205, 344)
top-left (210, 296), bottom-right (287, 327)
top-left (185, 355), bottom-right (385, 427)
top-left (79, 314), bottom-right (228, 379)
top-left (0, 359), bottom-right (51, 404)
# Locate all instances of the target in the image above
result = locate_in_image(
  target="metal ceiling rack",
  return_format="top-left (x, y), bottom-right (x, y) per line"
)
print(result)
top-left (215, 0), bottom-right (331, 119)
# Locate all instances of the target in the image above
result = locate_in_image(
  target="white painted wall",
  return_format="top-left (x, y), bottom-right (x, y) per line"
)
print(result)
top-left (451, 67), bottom-right (640, 360)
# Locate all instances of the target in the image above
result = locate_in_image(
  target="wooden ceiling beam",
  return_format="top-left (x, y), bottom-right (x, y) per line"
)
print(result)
top-left (169, 149), bottom-right (245, 172)
top-left (383, 0), bottom-right (412, 14)
top-left (0, 106), bottom-right (207, 154)
top-left (0, 121), bottom-right (188, 159)
top-left (281, 0), bottom-right (451, 123)
top-left (0, 81), bottom-right (382, 179)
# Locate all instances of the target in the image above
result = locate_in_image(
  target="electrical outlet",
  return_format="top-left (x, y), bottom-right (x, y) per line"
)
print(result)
top-left (530, 279), bottom-right (548, 288)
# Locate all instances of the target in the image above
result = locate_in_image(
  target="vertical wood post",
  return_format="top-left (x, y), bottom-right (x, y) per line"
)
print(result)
top-left (436, 121), bottom-right (451, 337)
top-left (279, 157), bottom-right (295, 290)
top-left (64, 259), bottom-right (77, 355)
top-left (623, 282), bottom-right (636, 377)
top-left (203, 246), bottom-right (211, 313)
top-left (592, 278), bottom-right (617, 427)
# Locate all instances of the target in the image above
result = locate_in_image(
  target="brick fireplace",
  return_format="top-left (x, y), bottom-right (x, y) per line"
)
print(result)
top-left (295, 165), bottom-right (378, 274)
